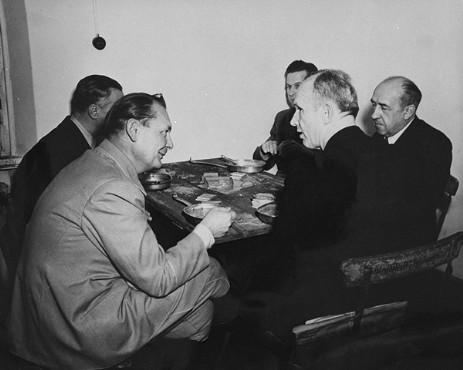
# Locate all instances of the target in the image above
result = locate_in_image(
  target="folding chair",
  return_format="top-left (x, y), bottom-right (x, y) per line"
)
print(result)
top-left (290, 301), bottom-right (408, 369)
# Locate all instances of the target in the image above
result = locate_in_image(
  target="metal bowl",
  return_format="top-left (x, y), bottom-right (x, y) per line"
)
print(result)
top-left (256, 202), bottom-right (279, 224)
top-left (172, 194), bottom-right (226, 225)
top-left (183, 203), bottom-right (227, 225)
top-left (226, 159), bottom-right (266, 173)
top-left (139, 172), bottom-right (172, 191)
top-left (189, 157), bottom-right (266, 173)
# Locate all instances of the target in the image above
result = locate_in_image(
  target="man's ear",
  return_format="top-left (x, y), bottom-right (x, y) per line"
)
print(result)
top-left (403, 104), bottom-right (416, 120)
top-left (88, 104), bottom-right (98, 120)
top-left (321, 103), bottom-right (332, 125)
top-left (126, 118), bottom-right (140, 142)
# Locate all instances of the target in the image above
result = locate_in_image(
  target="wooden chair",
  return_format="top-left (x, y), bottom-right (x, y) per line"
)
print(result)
top-left (289, 231), bottom-right (463, 369)
top-left (436, 174), bottom-right (459, 237)
top-left (290, 301), bottom-right (408, 369)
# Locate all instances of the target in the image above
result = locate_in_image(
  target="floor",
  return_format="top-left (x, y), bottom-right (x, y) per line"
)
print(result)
top-left (2, 278), bottom-right (463, 370)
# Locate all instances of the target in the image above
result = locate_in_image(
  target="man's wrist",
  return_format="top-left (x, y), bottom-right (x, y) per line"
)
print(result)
top-left (193, 223), bottom-right (215, 249)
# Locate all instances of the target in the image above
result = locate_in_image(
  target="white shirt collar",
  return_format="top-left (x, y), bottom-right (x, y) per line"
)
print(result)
top-left (70, 115), bottom-right (96, 148)
top-left (387, 117), bottom-right (414, 144)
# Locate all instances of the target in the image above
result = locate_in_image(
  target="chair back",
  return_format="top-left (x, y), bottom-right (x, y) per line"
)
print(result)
top-left (291, 301), bottom-right (408, 369)
top-left (436, 175), bottom-right (459, 237)
top-left (341, 232), bottom-right (463, 288)
top-left (293, 301), bottom-right (407, 344)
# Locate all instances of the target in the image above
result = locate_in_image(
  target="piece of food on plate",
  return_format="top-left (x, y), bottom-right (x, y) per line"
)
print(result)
top-left (253, 193), bottom-right (275, 201)
top-left (204, 176), bottom-right (233, 189)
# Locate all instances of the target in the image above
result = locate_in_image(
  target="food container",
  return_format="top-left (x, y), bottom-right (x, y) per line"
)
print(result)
top-left (256, 202), bottom-right (279, 224)
top-left (189, 156), bottom-right (266, 173)
top-left (172, 194), bottom-right (225, 225)
top-left (139, 172), bottom-right (172, 191)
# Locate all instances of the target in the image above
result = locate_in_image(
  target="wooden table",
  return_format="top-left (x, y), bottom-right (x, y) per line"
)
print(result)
top-left (144, 158), bottom-right (284, 244)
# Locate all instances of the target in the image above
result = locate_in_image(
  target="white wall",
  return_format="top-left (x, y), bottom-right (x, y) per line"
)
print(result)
top-left (14, 0), bottom-right (463, 274)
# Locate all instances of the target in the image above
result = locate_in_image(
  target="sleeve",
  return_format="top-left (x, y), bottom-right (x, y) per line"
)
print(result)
top-left (253, 114), bottom-right (280, 169)
top-left (273, 156), bottom-right (320, 244)
top-left (417, 133), bottom-right (452, 207)
top-left (81, 180), bottom-right (210, 297)
top-left (192, 223), bottom-right (215, 249)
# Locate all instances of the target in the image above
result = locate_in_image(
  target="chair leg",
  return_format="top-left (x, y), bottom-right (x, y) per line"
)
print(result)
top-left (213, 331), bottom-right (231, 370)
top-left (287, 345), bottom-right (297, 370)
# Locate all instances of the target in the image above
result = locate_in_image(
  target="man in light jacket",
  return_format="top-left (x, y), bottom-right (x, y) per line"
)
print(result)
top-left (8, 93), bottom-right (235, 369)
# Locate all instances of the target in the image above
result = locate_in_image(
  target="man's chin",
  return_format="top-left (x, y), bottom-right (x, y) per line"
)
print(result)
top-left (374, 125), bottom-right (385, 135)
top-left (149, 160), bottom-right (163, 171)
top-left (302, 138), bottom-right (316, 149)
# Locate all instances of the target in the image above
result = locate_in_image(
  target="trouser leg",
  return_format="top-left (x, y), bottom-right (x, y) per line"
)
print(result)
top-left (164, 257), bottom-right (229, 341)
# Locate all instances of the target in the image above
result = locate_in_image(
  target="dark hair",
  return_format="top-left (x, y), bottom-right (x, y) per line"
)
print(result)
top-left (285, 60), bottom-right (318, 78)
top-left (381, 76), bottom-right (422, 109)
top-left (311, 69), bottom-right (359, 118)
top-left (70, 75), bottom-right (122, 114)
top-left (104, 93), bottom-right (163, 137)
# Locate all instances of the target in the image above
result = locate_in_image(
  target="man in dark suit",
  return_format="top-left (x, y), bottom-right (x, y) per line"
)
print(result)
top-left (1, 74), bottom-right (123, 288)
top-left (253, 60), bottom-right (318, 176)
top-left (275, 69), bottom-right (370, 254)
top-left (369, 76), bottom-right (452, 250)
top-left (244, 70), bottom-right (374, 342)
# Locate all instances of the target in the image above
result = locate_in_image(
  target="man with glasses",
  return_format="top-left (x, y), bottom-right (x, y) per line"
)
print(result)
top-left (253, 60), bottom-right (318, 176)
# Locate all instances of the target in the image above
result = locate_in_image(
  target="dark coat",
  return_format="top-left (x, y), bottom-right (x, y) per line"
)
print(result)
top-left (3, 116), bottom-right (90, 277)
top-left (366, 116), bottom-right (452, 252)
top-left (275, 126), bottom-right (370, 255)
top-left (277, 117), bottom-right (452, 260)
top-left (245, 126), bottom-right (373, 342)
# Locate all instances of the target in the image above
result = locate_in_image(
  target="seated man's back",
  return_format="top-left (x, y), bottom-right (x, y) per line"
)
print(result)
top-left (1, 74), bottom-right (123, 289)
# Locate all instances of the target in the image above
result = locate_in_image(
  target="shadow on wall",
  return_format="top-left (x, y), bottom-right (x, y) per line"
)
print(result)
top-left (3, 0), bottom-right (37, 155)
top-left (358, 104), bottom-right (375, 136)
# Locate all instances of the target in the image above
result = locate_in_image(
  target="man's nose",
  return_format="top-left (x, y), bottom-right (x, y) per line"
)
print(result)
top-left (371, 106), bottom-right (380, 119)
top-left (290, 111), bottom-right (299, 127)
top-left (167, 134), bottom-right (173, 149)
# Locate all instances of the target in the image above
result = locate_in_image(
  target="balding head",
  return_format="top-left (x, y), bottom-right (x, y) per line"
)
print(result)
top-left (376, 76), bottom-right (422, 110)
top-left (371, 76), bottom-right (419, 137)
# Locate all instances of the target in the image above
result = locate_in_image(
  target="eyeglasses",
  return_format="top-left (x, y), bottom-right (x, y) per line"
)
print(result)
top-left (152, 93), bottom-right (166, 108)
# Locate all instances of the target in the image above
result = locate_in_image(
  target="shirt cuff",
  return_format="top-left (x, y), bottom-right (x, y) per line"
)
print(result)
top-left (193, 223), bottom-right (215, 249)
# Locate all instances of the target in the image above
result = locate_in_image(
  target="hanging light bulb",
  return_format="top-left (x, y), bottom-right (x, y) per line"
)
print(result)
top-left (93, 34), bottom-right (106, 50)
top-left (92, 0), bottom-right (106, 50)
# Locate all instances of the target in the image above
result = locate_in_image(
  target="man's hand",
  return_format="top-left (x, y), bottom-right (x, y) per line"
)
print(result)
top-left (260, 140), bottom-right (278, 159)
top-left (200, 207), bottom-right (236, 238)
